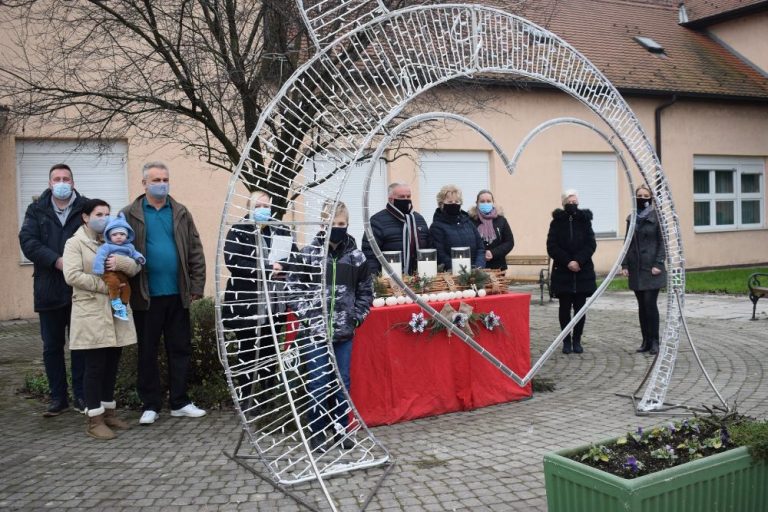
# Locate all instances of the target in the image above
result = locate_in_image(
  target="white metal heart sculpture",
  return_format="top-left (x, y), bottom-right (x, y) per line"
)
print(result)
top-left (216, 4), bottom-right (688, 510)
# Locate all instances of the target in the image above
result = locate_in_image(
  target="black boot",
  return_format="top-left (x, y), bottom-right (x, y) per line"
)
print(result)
top-left (649, 340), bottom-right (659, 355)
top-left (562, 336), bottom-right (572, 354)
top-left (572, 338), bottom-right (583, 354)
top-left (636, 338), bottom-right (650, 353)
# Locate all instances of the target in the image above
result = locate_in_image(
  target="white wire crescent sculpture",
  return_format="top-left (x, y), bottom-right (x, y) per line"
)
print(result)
top-left (215, 2), bottom-right (707, 509)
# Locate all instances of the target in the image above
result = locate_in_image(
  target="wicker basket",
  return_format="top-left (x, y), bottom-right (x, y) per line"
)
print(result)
top-left (376, 269), bottom-right (509, 297)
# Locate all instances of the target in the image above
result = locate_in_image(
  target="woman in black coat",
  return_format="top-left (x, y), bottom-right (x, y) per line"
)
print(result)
top-left (429, 184), bottom-right (485, 272)
top-left (546, 190), bottom-right (597, 354)
top-left (621, 185), bottom-right (666, 355)
top-left (222, 191), bottom-right (296, 398)
top-left (468, 189), bottom-right (514, 270)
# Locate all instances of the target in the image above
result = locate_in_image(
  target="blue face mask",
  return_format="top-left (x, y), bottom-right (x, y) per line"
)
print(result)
top-left (478, 203), bottom-right (494, 215)
top-left (147, 183), bottom-right (169, 200)
top-left (87, 217), bottom-right (109, 234)
top-left (251, 207), bottom-right (272, 222)
top-left (51, 182), bottom-right (73, 200)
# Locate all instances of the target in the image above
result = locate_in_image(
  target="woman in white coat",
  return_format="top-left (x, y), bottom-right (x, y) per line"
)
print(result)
top-left (63, 199), bottom-right (141, 440)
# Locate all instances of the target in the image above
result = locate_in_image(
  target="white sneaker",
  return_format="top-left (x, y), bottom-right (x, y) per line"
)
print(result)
top-left (139, 410), bottom-right (159, 425)
top-left (171, 403), bottom-right (206, 418)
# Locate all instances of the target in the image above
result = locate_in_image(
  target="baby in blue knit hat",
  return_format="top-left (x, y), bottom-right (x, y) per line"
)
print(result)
top-left (92, 213), bottom-right (145, 321)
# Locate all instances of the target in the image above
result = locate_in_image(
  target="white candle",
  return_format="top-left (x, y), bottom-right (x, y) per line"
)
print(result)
top-left (386, 260), bottom-right (402, 279)
top-left (418, 260), bottom-right (438, 278)
top-left (451, 258), bottom-right (471, 276)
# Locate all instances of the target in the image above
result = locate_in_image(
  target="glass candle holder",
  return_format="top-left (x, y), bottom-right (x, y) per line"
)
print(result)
top-left (417, 249), bottom-right (438, 278)
top-left (451, 247), bottom-right (471, 276)
top-left (382, 251), bottom-right (402, 279)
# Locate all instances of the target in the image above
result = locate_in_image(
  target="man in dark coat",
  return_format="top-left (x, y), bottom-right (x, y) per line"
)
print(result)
top-left (18, 163), bottom-right (88, 416)
top-left (361, 183), bottom-right (431, 275)
top-left (546, 190), bottom-right (597, 354)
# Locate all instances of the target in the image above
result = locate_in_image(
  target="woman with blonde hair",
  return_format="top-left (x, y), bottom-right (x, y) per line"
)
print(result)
top-left (429, 184), bottom-right (485, 272)
top-left (222, 190), bottom-right (296, 398)
top-left (546, 189), bottom-right (597, 354)
top-left (468, 189), bottom-right (514, 270)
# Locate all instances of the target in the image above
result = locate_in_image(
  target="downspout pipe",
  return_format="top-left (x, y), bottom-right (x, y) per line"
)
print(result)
top-left (654, 94), bottom-right (678, 163)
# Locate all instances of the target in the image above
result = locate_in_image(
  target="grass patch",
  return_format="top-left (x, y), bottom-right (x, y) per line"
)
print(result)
top-left (599, 266), bottom-right (768, 294)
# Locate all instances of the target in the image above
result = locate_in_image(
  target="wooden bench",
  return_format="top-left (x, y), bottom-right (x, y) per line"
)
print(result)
top-left (748, 273), bottom-right (768, 320)
top-left (505, 254), bottom-right (551, 305)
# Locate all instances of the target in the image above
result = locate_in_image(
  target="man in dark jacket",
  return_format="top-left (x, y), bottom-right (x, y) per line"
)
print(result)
top-left (19, 163), bottom-right (88, 416)
top-left (122, 161), bottom-right (206, 425)
top-left (361, 183), bottom-right (431, 276)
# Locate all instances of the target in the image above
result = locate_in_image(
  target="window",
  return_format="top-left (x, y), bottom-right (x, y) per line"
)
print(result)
top-left (562, 153), bottom-right (618, 238)
top-left (693, 156), bottom-right (764, 231)
top-left (16, 139), bottom-right (128, 262)
top-left (419, 151), bottom-right (490, 216)
top-left (300, 154), bottom-right (388, 246)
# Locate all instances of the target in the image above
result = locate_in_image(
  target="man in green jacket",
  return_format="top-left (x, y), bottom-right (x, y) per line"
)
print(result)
top-left (122, 161), bottom-right (207, 425)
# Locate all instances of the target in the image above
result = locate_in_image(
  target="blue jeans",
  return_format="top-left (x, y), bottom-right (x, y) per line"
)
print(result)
top-left (39, 305), bottom-right (85, 404)
top-left (303, 338), bottom-right (353, 435)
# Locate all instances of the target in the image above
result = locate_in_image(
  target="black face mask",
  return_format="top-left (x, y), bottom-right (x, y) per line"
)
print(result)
top-left (636, 197), bottom-right (651, 211)
top-left (329, 226), bottom-right (347, 244)
top-left (393, 198), bottom-right (412, 215)
top-left (564, 203), bottom-right (578, 215)
top-left (443, 203), bottom-right (461, 216)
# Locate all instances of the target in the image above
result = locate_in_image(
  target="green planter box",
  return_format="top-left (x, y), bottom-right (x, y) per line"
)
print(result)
top-left (544, 440), bottom-right (767, 512)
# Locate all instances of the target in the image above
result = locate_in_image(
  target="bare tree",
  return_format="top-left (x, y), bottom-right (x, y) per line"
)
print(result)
top-left (0, 0), bottom-right (516, 214)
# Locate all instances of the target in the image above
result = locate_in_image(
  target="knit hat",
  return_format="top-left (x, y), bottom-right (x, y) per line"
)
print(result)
top-left (103, 213), bottom-right (135, 243)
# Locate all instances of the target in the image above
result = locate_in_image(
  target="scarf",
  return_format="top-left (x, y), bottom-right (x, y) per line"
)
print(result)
top-left (386, 202), bottom-right (420, 272)
top-left (637, 205), bottom-right (653, 221)
top-left (477, 208), bottom-right (498, 243)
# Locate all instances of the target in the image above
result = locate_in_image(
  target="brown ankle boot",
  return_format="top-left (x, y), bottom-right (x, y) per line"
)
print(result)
top-left (87, 412), bottom-right (116, 440)
top-left (103, 408), bottom-right (130, 430)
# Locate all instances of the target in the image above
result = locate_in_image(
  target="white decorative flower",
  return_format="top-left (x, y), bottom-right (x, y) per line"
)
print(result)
top-left (483, 311), bottom-right (501, 331)
top-left (408, 312), bottom-right (427, 333)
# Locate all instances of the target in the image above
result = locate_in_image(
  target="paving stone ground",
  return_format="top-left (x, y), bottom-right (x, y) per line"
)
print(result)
top-left (0, 290), bottom-right (766, 511)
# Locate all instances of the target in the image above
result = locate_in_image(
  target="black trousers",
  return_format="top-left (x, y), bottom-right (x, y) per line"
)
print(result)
top-left (634, 289), bottom-right (660, 343)
top-left (82, 347), bottom-right (122, 410)
top-left (133, 295), bottom-right (192, 411)
top-left (557, 292), bottom-right (589, 342)
top-left (39, 305), bottom-right (85, 404)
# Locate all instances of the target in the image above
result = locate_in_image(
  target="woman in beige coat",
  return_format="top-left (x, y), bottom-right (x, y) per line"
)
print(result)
top-left (63, 199), bottom-right (141, 440)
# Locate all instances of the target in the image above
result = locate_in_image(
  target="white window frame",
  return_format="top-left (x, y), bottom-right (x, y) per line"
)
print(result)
top-left (561, 152), bottom-right (619, 238)
top-left (693, 156), bottom-right (764, 232)
top-left (418, 150), bottom-right (490, 216)
top-left (300, 154), bottom-right (388, 247)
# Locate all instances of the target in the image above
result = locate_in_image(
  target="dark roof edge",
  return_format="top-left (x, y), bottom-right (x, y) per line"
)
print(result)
top-left (615, 87), bottom-right (768, 103)
top-left (455, 77), bottom-right (768, 103)
top-left (705, 30), bottom-right (768, 78)
top-left (680, 1), bottom-right (768, 28)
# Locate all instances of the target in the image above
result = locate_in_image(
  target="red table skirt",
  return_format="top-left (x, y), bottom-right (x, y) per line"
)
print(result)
top-left (350, 293), bottom-right (532, 426)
